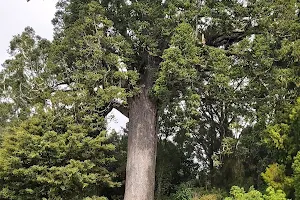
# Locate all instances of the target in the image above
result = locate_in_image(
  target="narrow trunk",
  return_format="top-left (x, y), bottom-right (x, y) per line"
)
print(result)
top-left (124, 70), bottom-right (157, 200)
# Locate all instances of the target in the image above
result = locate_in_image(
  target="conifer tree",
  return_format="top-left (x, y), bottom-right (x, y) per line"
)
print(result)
top-left (8, 0), bottom-right (300, 198)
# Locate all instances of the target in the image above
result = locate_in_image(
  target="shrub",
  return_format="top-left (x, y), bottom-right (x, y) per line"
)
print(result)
top-left (262, 163), bottom-right (293, 195)
top-left (224, 186), bottom-right (286, 200)
top-left (173, 184), bottom-right (193, 200)
top-left (198, 194), bottom-right (219, 200)
top-left (0, 113), bottom-right (118, 200)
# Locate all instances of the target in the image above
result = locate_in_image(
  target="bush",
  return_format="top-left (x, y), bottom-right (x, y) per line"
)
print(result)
top-left (224, 186), bottom-right (286, 200)
top-left (262, 163), bottom-right (293, 195)
top-left (192, 187), bottom-right (225, 200)
top-left (293, 151), bottom-right (300, 199)
top-left (173, 184), bottom-right (193, 200)
top-left (167, 185), bottom-right (225, 200)
top-left (0, 112), bottom-right (118, 200)
top-left (198, 194), bottom-right (219, 200)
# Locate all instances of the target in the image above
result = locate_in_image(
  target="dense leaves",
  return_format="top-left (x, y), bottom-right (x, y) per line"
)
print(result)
top-left (3, 0), bottom-right (300, 199)
top-left (225, 186), bottom-right (286, 200)
top-left (0, 111), bottom-right (117, 200)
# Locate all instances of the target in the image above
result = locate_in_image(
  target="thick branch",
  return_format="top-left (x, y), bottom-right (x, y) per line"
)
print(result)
top-left (99, 100), bottom-right (129, 118)
top-left (115, 104), bottom-right (129, 118)
top-left (205, 26), bottom-right (261, 48)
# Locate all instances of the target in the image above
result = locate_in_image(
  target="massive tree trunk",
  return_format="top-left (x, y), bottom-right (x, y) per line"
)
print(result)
top-left (124, 69), bottom-right (158, 200)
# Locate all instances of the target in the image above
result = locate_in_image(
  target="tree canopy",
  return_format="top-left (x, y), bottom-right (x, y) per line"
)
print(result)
top-left (1, 0), bottom-right (300, 199)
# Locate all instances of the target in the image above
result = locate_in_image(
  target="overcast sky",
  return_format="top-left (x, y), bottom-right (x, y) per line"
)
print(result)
top-left (0, 0), bottom-right (57, 65)
top-left (0, 0), bottom-right (128, 132)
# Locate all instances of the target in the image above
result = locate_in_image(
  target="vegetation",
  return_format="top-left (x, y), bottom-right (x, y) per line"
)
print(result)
top-left (0, 111), bottom-right (117, 200)
top-left (225, 186), bottom-right (287, 200)
top-left (1, 0), bottom-right (300, 199)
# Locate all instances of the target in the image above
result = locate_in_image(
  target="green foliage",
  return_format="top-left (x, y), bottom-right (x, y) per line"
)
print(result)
top-left (264, 187), bottom-right (287, 200)
top-left (163, 184), bottom-right (226, 200)
top-left (155, 139), bottom-right (196, 199)
top-left (261, 163), bottom-right (293, 195)
top-left (154, 22), bottom-right (201, 104)
top-left (224, 186), bottom-right (286, 200)
top-left (264, 124), bottom-right (290, 150)
top-left (6, 0), bottom-right (300, 199)
top-left (192, 187), bottom-right (225, 200)
top-left (0, 112), bottom-right (118, 200)
top-left (261, 98), bottom-right (300, 198)
top-left (0, 27), bottom-right (52, 121)
top-left (172, 184), bottom-right (193, 200)
top-left (198, 194), bottom-right (219, 200)
top-left (292, 151), bottom-right (300, 199)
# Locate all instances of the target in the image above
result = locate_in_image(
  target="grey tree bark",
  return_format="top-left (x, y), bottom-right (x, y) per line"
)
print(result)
top-left (124, 69), bottom-right (158, 200)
